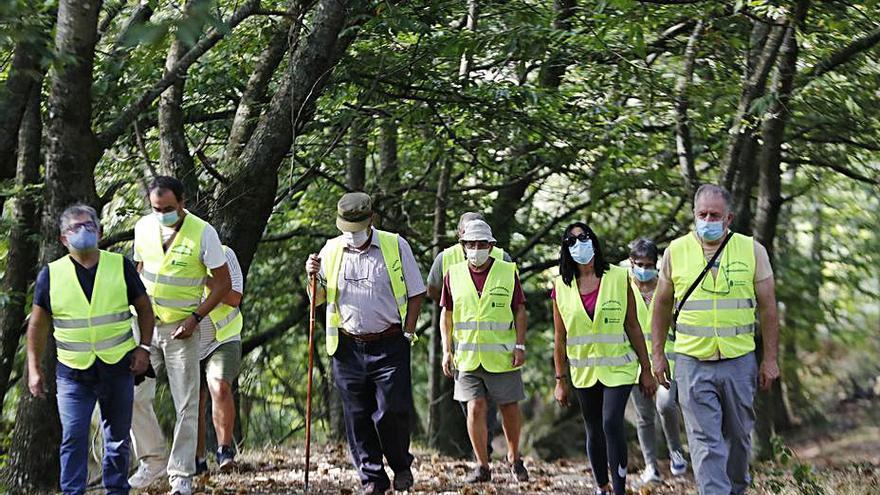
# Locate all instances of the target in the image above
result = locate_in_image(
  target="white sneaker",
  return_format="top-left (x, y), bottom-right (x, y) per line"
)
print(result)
top-left (640, 464), bottom-right (662, 484)
top-left (128, 462), bottom-right (166, 488)
top-left (670, 450), bottom-right (689, 476)
top-left (170, 476), bottom-right (193, 495)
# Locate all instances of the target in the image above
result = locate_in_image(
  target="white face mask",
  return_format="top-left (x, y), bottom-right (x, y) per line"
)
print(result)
top-left (466, 248), bottom-right (490, 266)
top-left (342, 229), bottom-right (370, 248)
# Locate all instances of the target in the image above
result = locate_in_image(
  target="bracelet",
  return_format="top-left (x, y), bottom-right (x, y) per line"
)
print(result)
top-left (555, 375), bottom-right (567, 380)
top-left (514, 344), bottom-right (526, 351)
top-left (138, 344), bottom-right (151, 352)
top-left (191, 311), bottom-right (204, 323)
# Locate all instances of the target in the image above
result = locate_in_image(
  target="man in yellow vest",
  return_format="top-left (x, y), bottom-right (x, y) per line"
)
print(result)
top-left (651, 184), bottom-right (780, 495)
top-left (27, 204), bottom-right (155, 495)
top-left (130, 176), bottom-right (231, 495)
top-left (425, 211), bottom-right (510, 454)
top-left (196, 245), bottom-right (244, 473)
top-left (305, 192), bottom-right (425, 495)
top-left (439, 220), bottom-right (529, 484)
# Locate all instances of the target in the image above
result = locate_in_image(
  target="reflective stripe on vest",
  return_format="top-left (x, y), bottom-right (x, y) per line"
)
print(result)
top-left (206, 245), bottom-right (244, 343)
top-left (49, 251), bottom-right (136, 369)
top-left (555, 265), bottom-right (638, 388)
top-left (668, 232), bottom-right (757, 360)
top-left (134, 212), bottom-right (209, 323)
top-left (441, 245), bottom-right (505, 275)
top-left (630, 276), bottom-right (676, 377)
top-left (450, 258), bottom-right (518, 373)
top-left (324, 230), bottom-right (408, 355)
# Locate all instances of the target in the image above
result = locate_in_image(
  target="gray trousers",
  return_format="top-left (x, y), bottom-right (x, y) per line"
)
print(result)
top-left (632, 380), bottom-right (683, 469)
top-left (675, 352), bottom-right (757, 495)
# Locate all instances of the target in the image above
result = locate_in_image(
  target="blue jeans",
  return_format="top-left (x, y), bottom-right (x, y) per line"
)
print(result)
top-left (56, 352), bottom-right (135, 495)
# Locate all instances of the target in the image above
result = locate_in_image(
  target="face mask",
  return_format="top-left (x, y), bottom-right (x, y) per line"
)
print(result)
top-left (67, 228), bottom-right (98, 252)
top-left (632, 265), bottom-right (658, 282)
top-left (696, 218), bottom-right (725, 241)
top-left (466, 248), bottom-right (490, 266)
top-left (569, 239), bottom-right (595, 265)
top-left (342, 229), bottom-right (370, 248)
top-left (155, 210), bottom-right (180, 227)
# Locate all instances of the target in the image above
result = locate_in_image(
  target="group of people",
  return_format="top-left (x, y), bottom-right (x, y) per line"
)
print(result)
top-left (27, 176), bottom-right (245, 495)
top-left (26, 177), bottom-right (780, 495)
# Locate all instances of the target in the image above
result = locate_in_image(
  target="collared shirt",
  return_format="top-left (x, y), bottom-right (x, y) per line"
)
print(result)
top-left (318, 228), bottom-right (426, 334)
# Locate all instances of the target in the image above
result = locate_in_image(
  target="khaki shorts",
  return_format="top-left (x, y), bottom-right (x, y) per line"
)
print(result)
top-left (200, 341), bottom-right (242, 385)
top-left (453, 366), bottom-right (525, 404)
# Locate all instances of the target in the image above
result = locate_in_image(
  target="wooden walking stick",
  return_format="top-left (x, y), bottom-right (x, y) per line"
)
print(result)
top-left (305, 274), bottom-right (318, 493)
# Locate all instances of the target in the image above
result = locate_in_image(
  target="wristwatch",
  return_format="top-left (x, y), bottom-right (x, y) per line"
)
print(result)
top-left (514, 344), bottom-right (526, 351)
top-left (138, 344), bottom-right (151, 352)
top-left (191, 311), bottom-right (204, 323)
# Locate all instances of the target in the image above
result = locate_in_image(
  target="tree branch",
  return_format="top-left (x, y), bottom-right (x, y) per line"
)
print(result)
top-left (802, 25), bottom-right (880, 82)
top-left (784, 156), bottom-right (879, 185)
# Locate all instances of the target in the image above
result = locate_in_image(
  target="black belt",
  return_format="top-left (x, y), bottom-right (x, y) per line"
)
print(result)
top-left (340, 324), bottom-right (402, 343)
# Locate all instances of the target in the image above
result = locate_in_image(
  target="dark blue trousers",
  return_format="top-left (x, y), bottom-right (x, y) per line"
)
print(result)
top-left (56, 352), bottom-right (134, 495)
top-left (332, 332), bottom-right (414, 488)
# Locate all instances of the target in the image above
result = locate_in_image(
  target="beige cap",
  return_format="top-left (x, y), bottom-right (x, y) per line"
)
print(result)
top-left (460, 219), bottom-right (496, 242)
top-left (336, 192), bottom-right (373, 232)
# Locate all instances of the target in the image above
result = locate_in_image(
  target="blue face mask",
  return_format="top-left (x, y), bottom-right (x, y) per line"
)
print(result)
top-left (696, 218), bottom-right (725, 241)
top-left (67, 228), bottom-right (98, 251)
top-left (155, 210), bottom-right (180, 227)
top-left (632, 265), bottom-right (658, 282)
top-left (569, 239), bottom-right (595, 265)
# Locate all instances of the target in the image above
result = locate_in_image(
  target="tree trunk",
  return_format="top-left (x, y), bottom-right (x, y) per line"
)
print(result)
top-left (0, 83), bottom-right (43, 409)
top-left (675, 20), bottom-right (703, 198)
top-left (346, 116), bottom-right (368, 191)
top-left (3, 1), bottom-right (103, 489)
top-left (376, 117), bottom-right (402, 229)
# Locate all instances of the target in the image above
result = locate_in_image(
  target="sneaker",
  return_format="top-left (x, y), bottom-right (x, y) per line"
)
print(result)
top-left (393, 468), bottom-right (414, 491)
top-left (128, 462), bottom-right (166, 488)
top-left (511, 458), bottom-right (529, 482)
top-left (465, 465), bottom-right (491, 483)
top-left (170, 476), bottom-right (193, 495)
top-left (640, 464), bottom-right (661, 484)
top-left (594, 488), bottom-right (612, 495)
top-left (216, 445), bottom-right (236, 472)
top-left (195, 457), bottom-right (208, 475)
top-left (670, 450), bottom-right (689, 476)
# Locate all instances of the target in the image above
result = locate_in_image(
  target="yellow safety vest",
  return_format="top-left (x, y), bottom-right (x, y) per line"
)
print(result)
top-left (205, 245), bottom-right (243, 343)
top-left (449, 259), bottom-right (518, 373)
top-left (441, 244), bottom-right (505, 275)
top-left (324, 229), bottom-right (408, 355)
top-left (668, 232), bottom-right (757, 360)
top-left (630, 277), bottom-right (676, 377)
top-left (49, 251), bottom-right (136, 369)
top-left (555, 265), bottom-right (638, 388)
top-left (134, 212), bottom-right (209, 323)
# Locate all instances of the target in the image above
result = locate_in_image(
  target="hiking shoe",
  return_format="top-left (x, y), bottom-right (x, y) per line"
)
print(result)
top-left (640, 464), bottom-right (661, 484)
top-left (511, 458), bottom-right (529, 482)
top-left (170, 476), bottom-right (193, 495)
top-left (670, 450), bottom-right (689, 476)
top-left (195, 457), bottom-right (208, 475)
top-left (216, 445), bottom-right (236, 472)
top-left (393, 468), bottom-right (414, 491)
top-left (465, 465), bottom-right (491, 483)
top-left (128, 462), bottom-right (166, 488)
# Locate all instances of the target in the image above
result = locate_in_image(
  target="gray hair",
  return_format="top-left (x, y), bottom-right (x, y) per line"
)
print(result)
top-left (629, 238), bottom-right (659, 262)
top-left (694, 184), bottom-right (732, 212)
top-left (457, 211), bottom-right (485, 233)
top-left (59, 204), bottom-right (99, 233)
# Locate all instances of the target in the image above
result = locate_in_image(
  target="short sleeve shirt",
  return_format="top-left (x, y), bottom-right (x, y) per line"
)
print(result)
top-left (34, 255), bottom-right (147, 314)
top-left (426, 247), bottom-right (512, 292)
top-left (658, 232), bottom-right (773, 284)
top-left (133, 213), bottom-right (227, 269)
top-left (439, 258), bottom-right (526, 310)
top-left (318, 228), bottom-right (426, 334)
top-left (198, 247), bottom-right (245, 360)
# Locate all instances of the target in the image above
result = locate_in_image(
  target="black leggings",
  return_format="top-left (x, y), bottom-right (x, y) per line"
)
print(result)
top-left (575, 383), bottom-right (633, 495)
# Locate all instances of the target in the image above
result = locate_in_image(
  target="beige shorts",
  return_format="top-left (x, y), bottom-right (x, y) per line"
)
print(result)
top-left (453, 366), bottom-right (525, 404)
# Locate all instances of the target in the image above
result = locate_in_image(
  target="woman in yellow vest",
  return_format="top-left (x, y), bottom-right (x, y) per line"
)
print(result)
top-left (552, 222), bottom-right (656, 495)
top-left (627, 238), bottom-right (688, 484)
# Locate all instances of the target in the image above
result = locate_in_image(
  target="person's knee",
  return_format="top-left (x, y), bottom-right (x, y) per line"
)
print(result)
top-left (468, 397), bottom-right (488, 417)
top-left (209, 378), bottom-right (233, 402)
top-left (602, 415), bottom-right (622, 437)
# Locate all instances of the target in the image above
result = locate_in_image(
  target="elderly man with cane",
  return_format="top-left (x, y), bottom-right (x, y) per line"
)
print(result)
top-left (305, 192), bottom-right (425, 495)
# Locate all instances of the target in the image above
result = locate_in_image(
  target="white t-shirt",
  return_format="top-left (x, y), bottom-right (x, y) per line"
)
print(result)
top-left (133, 213), bottom-right (227, 270)
top-left (199, 247), bottom-right (244, 361)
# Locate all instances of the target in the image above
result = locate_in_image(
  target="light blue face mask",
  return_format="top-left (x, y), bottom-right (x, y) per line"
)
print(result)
top-left (67, 228), bottom-right (98, 251)
top-left (696, 218), bottom-right (724, 241)
top-left (569, 239), bottom-right (595, 265)
top-left (155, 209), bottom-right (180, 227)
top-left (632, 265), bottom-right (658, 282)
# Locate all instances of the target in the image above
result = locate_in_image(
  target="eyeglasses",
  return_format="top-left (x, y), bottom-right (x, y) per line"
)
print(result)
top-left (563, 232), bottom-right (590, 247)
top-left (699, 263), bottom-right (731, 295)
top-left (65, 221), bottom-right (98, 234)
top-left (462, 240), bottom-right (491, 250)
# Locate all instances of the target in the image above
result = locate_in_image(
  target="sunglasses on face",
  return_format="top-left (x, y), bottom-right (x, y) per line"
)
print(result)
top-left (563, 232), bottom-right (590, 247)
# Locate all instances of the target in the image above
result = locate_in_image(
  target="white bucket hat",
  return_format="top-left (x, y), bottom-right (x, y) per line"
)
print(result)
top-left (460, 219), bottom-right (496, 242)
